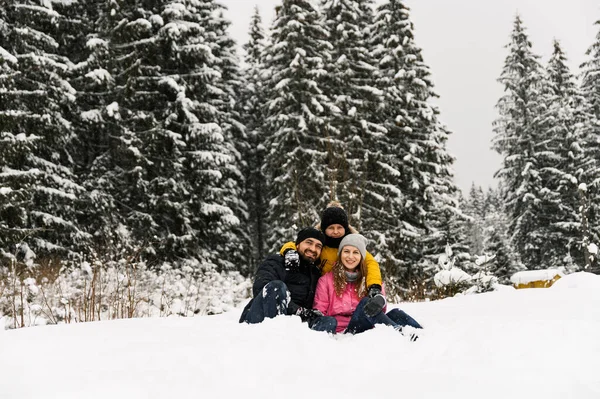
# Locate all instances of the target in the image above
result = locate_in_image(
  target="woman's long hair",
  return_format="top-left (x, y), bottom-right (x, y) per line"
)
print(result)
top-left (332, 256), bottom-right (367, 298)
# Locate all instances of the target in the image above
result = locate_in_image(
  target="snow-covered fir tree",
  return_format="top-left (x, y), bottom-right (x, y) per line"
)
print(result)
top-left (461, 184), bottom-right (523, 282)
top-left (0, 0), bottom-right (90, 264)
top-left (62, 0), bottom-right (129, 261)
top-left (536, 39), bottom-right (589, 269)
top-left (481, 186), bottom-right (524, 283)
top-left (87, 0), bottom-right (244, 272)
top-left (580, 18), bottom-right (600, 273)
top-left (240, 7), bottom-right (268, 267)
top-left (581, 19), bottom-right (600, 119)
top-left (431, 197), bottom-right (472, 272)
top-left (463, 184), bottom-right (486, 256)
top-left (261, 0), bottom-right (336, 249)
top-left (157, 0), bottom-right (246, 272)
top-left (319, 0), bottom-right (383, 221)
top-left (492, 15), bottom-right (547, 270)
top-left (368, 0), bottom-right (463, 289)
top-left (204, 3), bottom-right (252, 273)
top-left (101, 0), bottom-right (191, 264)
top-left (367, 0), bottom-right (421, 283)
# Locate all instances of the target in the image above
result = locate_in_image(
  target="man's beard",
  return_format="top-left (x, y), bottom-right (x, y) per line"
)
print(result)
top-left (299, 250), bottom-right (318, 264)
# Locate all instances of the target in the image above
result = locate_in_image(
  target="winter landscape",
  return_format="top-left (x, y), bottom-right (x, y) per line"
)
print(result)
top-left (2, 272), bottom-right (600, 399)
top-left (2, 0), bottom-right (600, 397)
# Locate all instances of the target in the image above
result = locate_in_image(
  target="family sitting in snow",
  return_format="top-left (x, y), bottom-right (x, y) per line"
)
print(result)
top-left (239, 202), bottom-right (422, 338)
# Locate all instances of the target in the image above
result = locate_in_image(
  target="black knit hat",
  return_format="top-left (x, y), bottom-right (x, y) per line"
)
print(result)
top-left (321, 205), bottom-right (349, 232)
top-left (295, 227), bottom-right (326, 247)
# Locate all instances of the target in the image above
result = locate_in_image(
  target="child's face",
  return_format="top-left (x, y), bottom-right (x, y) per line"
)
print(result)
top-left (325, 224), bottom-right (345, 238)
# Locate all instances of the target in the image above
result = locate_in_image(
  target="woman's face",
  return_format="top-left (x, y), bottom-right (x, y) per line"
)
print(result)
top-left (325, 224), bottom-right (345, 238)
top-left (340, 246), bottom-right (361, 270)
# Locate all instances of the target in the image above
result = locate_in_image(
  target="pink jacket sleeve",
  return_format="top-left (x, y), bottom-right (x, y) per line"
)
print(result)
top-left (313, 274), bottom-right (332, 315)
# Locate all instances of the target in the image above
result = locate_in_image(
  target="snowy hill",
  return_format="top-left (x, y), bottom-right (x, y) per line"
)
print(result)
top-left (2, 272), bottom-right (600, 399)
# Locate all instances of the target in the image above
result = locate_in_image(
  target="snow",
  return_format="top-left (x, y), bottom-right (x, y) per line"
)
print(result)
top-left (3, 272), bottom-right (598, 398)
top-left (510, 268), bottom-right (565, 285)
top-left (474, 253), bottom-right (496, 265)
top-left (17, 243), bottom-right (36, 268)
top-left (85, 68), bottom-right (112, 84)
top-left (15, 3), bottom-right (60, 19)
top-left (434, 267), bottom-right (472, 287)
top-left (106, 102), bottom-right (119, 118)
top-left (86, 37), bottom-right (108, 49)
top-left (81, 109), bottom-right (102, 122)
top-left (189, 150), bottom-right (231, 166)
top-left (0, 46), bottom-right (18, 64)
top-left (148, 14), bottom-right (164, 27)
top-left (127, 18), bottom-right (152, 32)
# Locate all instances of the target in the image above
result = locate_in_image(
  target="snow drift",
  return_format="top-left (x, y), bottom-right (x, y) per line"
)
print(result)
top-left (1, 272), bottom-right (599, 399)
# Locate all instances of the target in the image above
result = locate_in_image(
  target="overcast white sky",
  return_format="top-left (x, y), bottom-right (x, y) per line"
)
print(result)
top-left (218, 0), bottom-right (600, 194)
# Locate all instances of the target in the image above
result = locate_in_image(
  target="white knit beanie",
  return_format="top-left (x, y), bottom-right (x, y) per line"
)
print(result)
top-left (338, 234), bottom-right (367, 259)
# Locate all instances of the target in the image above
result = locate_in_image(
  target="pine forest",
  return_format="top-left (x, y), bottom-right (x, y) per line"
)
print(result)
top-left (1, 0), bottom-right (600, 327)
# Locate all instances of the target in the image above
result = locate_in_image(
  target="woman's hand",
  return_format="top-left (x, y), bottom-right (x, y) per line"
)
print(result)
top-left (364, 284), bottom-right (386, 317)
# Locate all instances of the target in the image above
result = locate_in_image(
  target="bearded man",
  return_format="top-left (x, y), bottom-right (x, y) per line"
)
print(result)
top-left (239, 227), bottom-right (337, 333)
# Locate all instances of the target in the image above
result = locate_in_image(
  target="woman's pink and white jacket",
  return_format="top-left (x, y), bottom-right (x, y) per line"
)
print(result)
top-left (313, 272), bottom-right (386, 333)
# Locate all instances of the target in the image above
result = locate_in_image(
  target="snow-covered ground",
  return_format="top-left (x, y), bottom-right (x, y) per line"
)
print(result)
top-left (2, 272), bottom-right (599, 399)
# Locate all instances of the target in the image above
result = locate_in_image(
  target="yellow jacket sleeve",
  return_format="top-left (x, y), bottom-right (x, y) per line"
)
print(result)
top-left (280, 241), bottom-right (297, 255)
top-left (364, 251), bottom-right (382, 288)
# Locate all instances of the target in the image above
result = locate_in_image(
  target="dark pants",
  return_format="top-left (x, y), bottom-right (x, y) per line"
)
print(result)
top-left (345, 297), bottom-right (422, 335)
top-left (241, 280), bottom-right (337, 333)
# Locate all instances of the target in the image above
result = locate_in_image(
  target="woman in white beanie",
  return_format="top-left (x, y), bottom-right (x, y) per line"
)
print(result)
top-left (313, 234), bottom-right (422, 337)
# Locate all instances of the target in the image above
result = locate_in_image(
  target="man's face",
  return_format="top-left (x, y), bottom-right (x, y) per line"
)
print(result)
top-left (297, 238), bottom-right (323, 263)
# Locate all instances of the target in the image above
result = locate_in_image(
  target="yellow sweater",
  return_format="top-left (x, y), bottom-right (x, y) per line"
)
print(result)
top-left (280, 242), bottom-right (382, 288)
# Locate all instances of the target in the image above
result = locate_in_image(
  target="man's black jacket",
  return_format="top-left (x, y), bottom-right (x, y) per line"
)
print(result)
top-left (239, 254), bottom-right (321, 322)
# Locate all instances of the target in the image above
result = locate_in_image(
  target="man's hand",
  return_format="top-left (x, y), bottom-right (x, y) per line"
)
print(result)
top-left (296, 307), bottom-right (324, 323)
top-left (284, 249), bottom-right (300, 271)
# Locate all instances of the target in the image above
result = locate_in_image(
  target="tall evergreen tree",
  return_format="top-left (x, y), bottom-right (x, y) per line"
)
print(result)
top-left (492, 15), bottom-right (546, 270)
top-left (87, 0), bottom-right (245, 273)
top-left (536, 39), bottom-right (588, 269)
top-left (156, 0), bottom-right (246, 271)
top-left (580, 18), bottom-right (600, 273)
top-left (0, 0), bottom-right (90, 264)
top-left (261, 0), bottom-right (336, 250)
top-left (320, 0), bottom-right (382, 221)
top-left (101, 0), bottom-right (187, 263)
top-left (368, 0), bottom-right (462, 288)
top-left (463, 184), bottom-right (486, 256)
top-left (62, 0), bottom-right (127, 260)
top-left (581, 20), bottom-right (600, 119)
top-left (240, 7), bottom-right (268, 267)
top-left (205, 3), bottom-right (252, 272)
top-left (482, 186), bottom-right (524, 283)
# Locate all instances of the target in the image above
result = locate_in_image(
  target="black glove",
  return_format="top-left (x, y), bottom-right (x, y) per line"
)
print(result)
top-left (296, 307), bottom-right (324, 323)
top-left (284, 249), bottom-right (300, 272)
top-left (364, 285), bottom-right (386, 317)
top-left (368, 284), bottom-right (382, 298)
